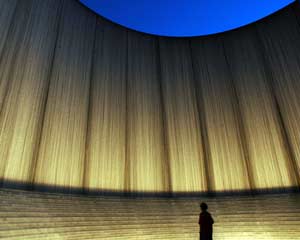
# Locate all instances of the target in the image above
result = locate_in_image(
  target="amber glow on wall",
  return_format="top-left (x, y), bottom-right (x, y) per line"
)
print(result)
top-left (0, 0), bottom-right (300, 194)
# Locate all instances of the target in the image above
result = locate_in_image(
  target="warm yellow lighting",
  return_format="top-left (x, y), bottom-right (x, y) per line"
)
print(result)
top-left (0, 0), bottom-right (300, 194)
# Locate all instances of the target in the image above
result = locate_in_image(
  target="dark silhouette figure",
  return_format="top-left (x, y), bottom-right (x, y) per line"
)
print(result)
top-left (198, 202), bottom-right (214, 240)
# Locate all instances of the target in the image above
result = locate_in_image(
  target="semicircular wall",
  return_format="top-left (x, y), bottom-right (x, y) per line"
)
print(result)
top-left (0, 0), bottom-right (300, 195)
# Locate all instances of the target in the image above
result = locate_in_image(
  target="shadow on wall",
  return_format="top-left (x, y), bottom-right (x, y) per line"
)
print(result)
top-left (0, 178), bottom-right (299, 198)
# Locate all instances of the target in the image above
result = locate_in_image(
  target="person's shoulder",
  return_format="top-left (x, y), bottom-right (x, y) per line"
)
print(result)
top-left (200, 211), bottom-right (210, 216)
top-left (201, 211), bottom-right (210, 215)
top-left (203, 211), bottom-right (212, 217)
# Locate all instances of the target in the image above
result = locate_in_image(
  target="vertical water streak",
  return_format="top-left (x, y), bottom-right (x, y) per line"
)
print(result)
top-left (190, 37), bottom-right (251, 191)
top-left (34, 0), bottom-right (96, 189)
top-left (126, 31), bottom-right (170, 192)
top-left (159, 38), bottom-right (207, 192)
top-left (84, 19), bottom-right (127, 192)
top-left (256, 7), bottom-right (300, 185)
top-left (223, 26), bottom-right (297, 188)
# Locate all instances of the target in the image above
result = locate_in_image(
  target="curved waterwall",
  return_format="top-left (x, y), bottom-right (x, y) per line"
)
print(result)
top-left (0, 0), bottom-right (300, 195)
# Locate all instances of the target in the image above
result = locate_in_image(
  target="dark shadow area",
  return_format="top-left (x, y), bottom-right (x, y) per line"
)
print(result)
top-left (1, 178), bottom-right (299, 198)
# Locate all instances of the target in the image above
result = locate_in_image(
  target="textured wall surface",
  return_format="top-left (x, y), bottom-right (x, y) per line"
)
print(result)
top-left (0, 0), bottom-right (300, 194)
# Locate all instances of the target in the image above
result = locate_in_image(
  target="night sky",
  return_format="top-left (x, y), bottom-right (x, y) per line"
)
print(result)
top-left (80, 0), bottom-right (295, 36)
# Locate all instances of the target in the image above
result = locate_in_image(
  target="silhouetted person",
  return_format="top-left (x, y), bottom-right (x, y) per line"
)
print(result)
top-left (198, 202), bottom-right (214, 240)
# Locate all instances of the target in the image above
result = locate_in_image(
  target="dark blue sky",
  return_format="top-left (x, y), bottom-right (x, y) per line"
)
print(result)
top-left (80, 0), bottom-right (295, 37)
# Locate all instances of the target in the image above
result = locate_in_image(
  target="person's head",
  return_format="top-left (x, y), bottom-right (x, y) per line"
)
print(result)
top-left (200, 202), bottom-right (208, 211)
